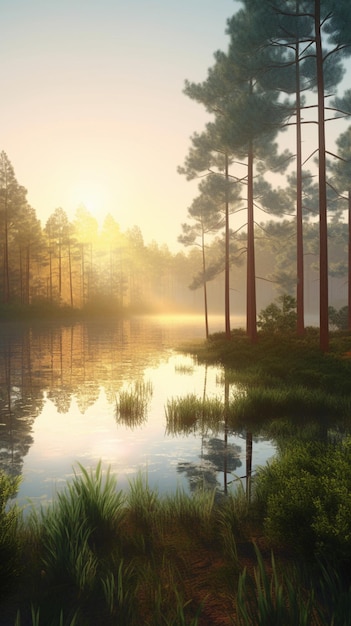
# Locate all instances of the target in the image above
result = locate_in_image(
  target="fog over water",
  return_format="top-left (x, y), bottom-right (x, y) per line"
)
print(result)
top-left (0, 315), bottom-right (276, 511)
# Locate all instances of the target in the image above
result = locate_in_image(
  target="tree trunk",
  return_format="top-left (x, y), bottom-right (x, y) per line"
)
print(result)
top-left (201, 227), bottom-right (209, 339)
top-left (68, 240), bottom-right (73, 308)
top-left (4, 205), bottom-right (10, 303)
top-left (49, 248), bottom-right (53, 303)
top-left (349, 189), bottom-right (351, 331)
top-left (315, 0), bottom-right (329, 351)
top-left (247, 138), bottom-right (257, 343)
top-left (58, 241), bottom-right (62, 299)
top-left (224, 153), bottom-right (231, 339)
top-left (26, 245), bottom-right (30, 305)
top-left (19, 246), bottom-right (24, 304)
top-left (246, 431), bottom-right (253, 501)
top-left (295, 7), bottom-right (305, 336)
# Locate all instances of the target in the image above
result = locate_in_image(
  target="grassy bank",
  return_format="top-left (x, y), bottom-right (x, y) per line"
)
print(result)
top-left (1, 455), bottom-right (351, 625)
top-left (180, 329), bottom-right (351, 424)
top-left (2, 329), bottom-right (351, 624)
top-left (184, 328), bottom-right (351, 390)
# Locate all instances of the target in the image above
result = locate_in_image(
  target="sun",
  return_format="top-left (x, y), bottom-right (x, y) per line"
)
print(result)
top-left (69, 180), bottom-right (107, 222)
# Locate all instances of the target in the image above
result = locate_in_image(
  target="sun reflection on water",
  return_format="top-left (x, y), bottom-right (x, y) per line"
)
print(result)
top-left (0, 316), bottom-right (275, 511)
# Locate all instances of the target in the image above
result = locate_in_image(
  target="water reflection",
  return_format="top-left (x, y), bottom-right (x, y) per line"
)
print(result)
top-left (177, 437), bottom-right (242, 492)
top-left (115, 380), bottom-right (153, 428)
top-left (0, 316), bottom-right (275, 508)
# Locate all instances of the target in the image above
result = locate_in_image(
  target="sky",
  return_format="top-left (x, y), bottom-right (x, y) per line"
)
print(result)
top-left (0, 0), bottom-right (239, 251)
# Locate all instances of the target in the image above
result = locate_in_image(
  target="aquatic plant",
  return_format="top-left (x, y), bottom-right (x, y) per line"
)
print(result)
top-left (165, 393), bottom-right (223, 435)
top-left (174, 362), bottom-right (195, 374)
top-left (115, 380), bottom-right (153, 427)
top-left (228, 385), bottom-right (350, 425)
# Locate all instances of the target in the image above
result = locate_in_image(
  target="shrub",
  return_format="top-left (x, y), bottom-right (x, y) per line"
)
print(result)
top-left (329, 305), bottom-right (349, 330)
top-left (257, 294), bottom-right (297, 333)
top-left (0, 471), bottom-right (22, 597)
top-left (254, 438), bottom-right (351, 565)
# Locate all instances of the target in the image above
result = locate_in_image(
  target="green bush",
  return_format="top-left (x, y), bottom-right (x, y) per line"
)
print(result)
top-left (329, 305), bottom-right (349, 331)
top-left (254, 438), bottom-right (351, 564)
top-left (257, 294), bottom-right (297, 333)
top-left (0, 471), bottom-right (22, 597)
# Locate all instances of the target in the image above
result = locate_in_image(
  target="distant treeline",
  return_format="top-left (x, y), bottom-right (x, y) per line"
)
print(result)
top-left (0, 151), bottom-right (348, 320)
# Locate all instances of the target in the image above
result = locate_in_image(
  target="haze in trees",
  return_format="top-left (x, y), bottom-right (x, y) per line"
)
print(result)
top-left (179, 0), bottom-right (351, 350)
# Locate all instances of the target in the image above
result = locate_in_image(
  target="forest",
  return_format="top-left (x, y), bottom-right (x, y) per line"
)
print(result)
top-left (178, 0), bottom-right (351, 349)
top-left (0, 147), bottom-right (348, 326)
top-left (0, 0), bottom-right (350, 352)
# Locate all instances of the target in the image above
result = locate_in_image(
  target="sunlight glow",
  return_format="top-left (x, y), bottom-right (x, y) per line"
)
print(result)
top-left (69, 180), bottom-right (108, 222)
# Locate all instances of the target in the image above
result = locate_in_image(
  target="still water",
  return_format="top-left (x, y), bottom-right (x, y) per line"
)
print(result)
top-left (0, 315), bottom-right (275, 511)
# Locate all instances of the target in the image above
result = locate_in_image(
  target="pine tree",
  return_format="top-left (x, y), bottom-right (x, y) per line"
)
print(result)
top-left (329, 126), bottom-right (351, 330)
top-left (179, 176), bottom-right (225, 337)
top-left (183, 4), bottom-right (291, 342)
top-left (0, 152), bottom-right (28, 303)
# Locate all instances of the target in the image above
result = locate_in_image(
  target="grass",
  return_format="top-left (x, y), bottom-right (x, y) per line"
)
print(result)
top-left (3, 329), bottom-right (351, 624)
top-left (115, 379), bottom-right (153, 427)
top-left (2, 457), bottom-right (351, 625)
top-left (189, 328), bottom-right (351, 395)
top-left (165, 394), bottom-right (224, 435)
top-left (236, 545), bottom-right (316, 626)
top-left (164, 385), bottom-right (350, 437)
top-left (228, 385), bottom-right (351, 426)
top-left (180, 329), bottom-right (351, 429)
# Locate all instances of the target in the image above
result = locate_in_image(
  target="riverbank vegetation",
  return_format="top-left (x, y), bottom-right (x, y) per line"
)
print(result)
top-left (1, 456), bottom-right (351, 626)
top-left (1, 323), bottom-right (351, 625)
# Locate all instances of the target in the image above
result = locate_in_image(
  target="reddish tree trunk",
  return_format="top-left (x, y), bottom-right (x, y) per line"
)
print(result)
top-left (296, 20), bottom-right (305, 336)
top-left (247, 139), bottom-right (257, 343)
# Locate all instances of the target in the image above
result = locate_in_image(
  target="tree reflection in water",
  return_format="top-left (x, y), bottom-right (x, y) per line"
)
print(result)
top-left (168, 368), bottom-right (252, 497)
top-left (177, 436), bottom-right (242, 492)
top-left (0, 317), bottom-right (274, 507)
top-left (0, 332), bottom-right (43, 478)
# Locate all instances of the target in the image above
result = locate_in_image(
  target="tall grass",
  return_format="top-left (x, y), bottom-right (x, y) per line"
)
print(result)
top-left (125, 473), bottom-right (162, 554)
top-left (14, 606), bottom-right (78, 626)
top-left (163, 486), bottom-right (217, 542)
top-left (3, 460), bottom-right (351, 625)
top-left (228, 385), bottom-right (350, 426)
top-left (236, 544), bottom-right (316, 626)
top-left (174, 362), bottom-right (195, 375)
top-left (115, 379), bottom-right (153, 427)
top-left (165, 393), bottom-right (224, 435)
top-left (24, 462), bottom-right (131, 624)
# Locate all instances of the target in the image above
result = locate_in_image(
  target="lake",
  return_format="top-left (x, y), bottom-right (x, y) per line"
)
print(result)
top-left (0, 315), bottom-right (276, 511)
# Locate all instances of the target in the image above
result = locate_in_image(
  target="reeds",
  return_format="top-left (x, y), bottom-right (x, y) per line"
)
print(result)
top-left (236, 544), bottom-right (316, 626)
top-left (164, 384), bottom-right (349, 437)
top-left (3, 461), bottom-right (351, 625)
top-left (174, 362), bottom-right (195, 374)
top-left (165, 393), bottom-right (224, 435)
top-left (228, 385), bottom-right (350, 426)
top-left (115, 379), bottom-right (153, 427)
top-left (23, 462), bottom-right (132, 624)
top-left (14, 606), bottom-right (78, 626)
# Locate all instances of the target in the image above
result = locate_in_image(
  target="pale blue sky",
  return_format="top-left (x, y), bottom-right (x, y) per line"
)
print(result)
top-left (0, 0), bottom-right (238, 249)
